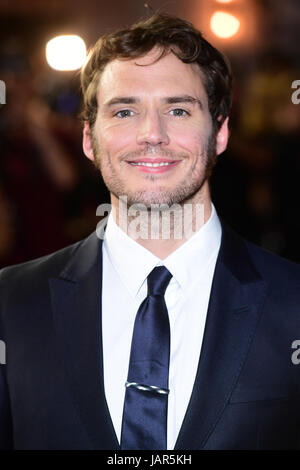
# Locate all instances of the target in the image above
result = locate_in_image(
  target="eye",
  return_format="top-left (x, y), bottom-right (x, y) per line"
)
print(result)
top-left (169, 108), bottom-right (190, 117)
top-left (115, 109), bottom-right (135, 118)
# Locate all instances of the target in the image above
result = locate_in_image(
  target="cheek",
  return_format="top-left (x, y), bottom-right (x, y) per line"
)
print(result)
top-left (168, 119), bottom-right (211, 152)
top-left (172, 131), bottom-right (206, 155)
top-left (97, 123), bottom-right (135, 156)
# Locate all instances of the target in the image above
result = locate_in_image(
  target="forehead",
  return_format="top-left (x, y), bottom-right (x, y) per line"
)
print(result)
top-left (97, 49), bottom-right (208, 104)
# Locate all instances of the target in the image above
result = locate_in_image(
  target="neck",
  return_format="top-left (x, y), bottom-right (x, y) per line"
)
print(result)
top-left (110, 184), bottom-right (212, 259)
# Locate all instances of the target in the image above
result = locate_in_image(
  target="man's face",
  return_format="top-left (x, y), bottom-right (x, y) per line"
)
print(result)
top-left (83, 48), bottom-right (228, 208)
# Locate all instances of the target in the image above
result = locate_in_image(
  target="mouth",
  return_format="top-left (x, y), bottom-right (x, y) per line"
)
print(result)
top-left (125, 158), bottom-right (182, 174)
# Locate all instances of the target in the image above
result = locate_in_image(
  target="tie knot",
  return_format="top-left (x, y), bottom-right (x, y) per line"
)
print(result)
top-left (147, 266), bottom-right (172, 296)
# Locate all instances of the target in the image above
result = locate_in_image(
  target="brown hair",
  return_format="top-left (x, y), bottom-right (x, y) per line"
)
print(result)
top-left (80, 13), bottom-right (232, 131)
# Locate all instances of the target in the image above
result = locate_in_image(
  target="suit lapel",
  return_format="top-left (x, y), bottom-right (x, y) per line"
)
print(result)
top-left (50, 220), bottom-right (119, 450)
top-left (174, 224), bottom-right (267, 450)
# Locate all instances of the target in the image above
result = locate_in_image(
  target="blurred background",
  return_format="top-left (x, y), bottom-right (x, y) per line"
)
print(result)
top-left (0, 0), bottom-right (300, 266)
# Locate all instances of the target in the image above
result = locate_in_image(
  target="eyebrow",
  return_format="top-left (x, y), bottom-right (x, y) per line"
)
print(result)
top-left (164, 95), bottom-right (203, 109)
top-left (104, 97), bottom-right (137, 107)
top-left (103, 95), bottom-right (203, 110)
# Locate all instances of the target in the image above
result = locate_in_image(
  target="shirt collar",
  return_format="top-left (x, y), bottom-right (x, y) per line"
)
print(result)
top-left (163, 203), bottom-right (222, 290)
top-left (103, 203), bottom-right (222, 298)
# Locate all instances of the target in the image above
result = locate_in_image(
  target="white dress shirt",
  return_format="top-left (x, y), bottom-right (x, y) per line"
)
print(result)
top-left (102, 203), bottom-right (222, 449)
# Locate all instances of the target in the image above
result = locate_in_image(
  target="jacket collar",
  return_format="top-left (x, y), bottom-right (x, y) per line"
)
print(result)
top-left (50, 218), bottom-right (119, 449)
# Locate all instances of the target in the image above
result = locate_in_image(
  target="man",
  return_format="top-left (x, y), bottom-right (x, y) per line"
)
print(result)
top-left (1, 14), bottom-right (300, 450)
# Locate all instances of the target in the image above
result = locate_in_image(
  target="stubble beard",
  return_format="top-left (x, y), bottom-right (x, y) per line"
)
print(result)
top-left (91, 131), bottom-right (217, 210)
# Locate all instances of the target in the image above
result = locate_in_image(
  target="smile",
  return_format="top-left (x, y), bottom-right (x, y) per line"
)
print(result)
top-left (126, 160), bottom-right (181, 173)
top-left (130, 162), bottom-right (173, 167)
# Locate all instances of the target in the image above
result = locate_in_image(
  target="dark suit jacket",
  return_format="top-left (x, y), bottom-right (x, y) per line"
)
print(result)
top-left (0, 220), bottom-right (300, 450)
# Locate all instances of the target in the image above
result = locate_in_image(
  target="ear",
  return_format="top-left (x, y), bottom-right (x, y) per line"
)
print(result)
top-left (82, 122), bottom-right (95, 161)
top-left (215, 117), bottom-right (229, 156)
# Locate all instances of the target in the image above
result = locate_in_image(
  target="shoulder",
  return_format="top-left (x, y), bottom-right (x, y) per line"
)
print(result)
top-left (0, 237), bottom-right (87, 301)
top-left (220, 222), bottom-right (300, 292)
top-left (238, 233), bottom-right (300, 308)
top-left (245, 237), bottom-right (300, 283)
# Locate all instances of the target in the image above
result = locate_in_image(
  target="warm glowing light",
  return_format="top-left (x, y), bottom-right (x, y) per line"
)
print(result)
top-left (210, 11), bottom-right (240, 38)
top-left (216, 0), bottom-right (233, 3)
top-left (46, 35), bottom-right (87, 71)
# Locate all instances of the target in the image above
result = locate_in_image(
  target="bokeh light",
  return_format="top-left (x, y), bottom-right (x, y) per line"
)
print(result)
top-left (46, 35), bottom-right (87, 71)
top-left (210, 11), bottom-right (240, 39)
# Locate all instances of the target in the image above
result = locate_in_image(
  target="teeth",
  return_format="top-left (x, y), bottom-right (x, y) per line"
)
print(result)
top-left (130, 162), bottom-right (173, 167)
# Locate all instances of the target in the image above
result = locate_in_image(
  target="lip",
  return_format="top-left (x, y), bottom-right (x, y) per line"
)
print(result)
top-left (126, 157), bottom-right (181, 163)
top-left (126, 159), bottom-right (182, 173)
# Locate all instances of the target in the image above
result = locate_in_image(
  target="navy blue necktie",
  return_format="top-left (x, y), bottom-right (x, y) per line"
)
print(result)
top-left (120, 266), bottom-right (172, 450)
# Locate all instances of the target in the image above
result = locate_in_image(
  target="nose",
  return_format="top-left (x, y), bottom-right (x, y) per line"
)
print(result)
top-left (136, 111), bottom-right (170, 146)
